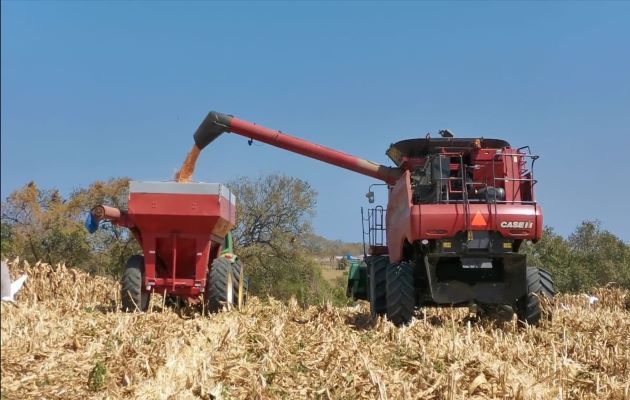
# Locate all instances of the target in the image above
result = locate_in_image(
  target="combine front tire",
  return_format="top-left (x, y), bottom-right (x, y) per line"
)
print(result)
top-left (516, 267), bottom-right (555, 325)
top-left (368, 256), bottom-right (388, 317)
top-left (121, 255), bottom-right (151, 312)
top-left (386, 261), bottom-right (415, 326)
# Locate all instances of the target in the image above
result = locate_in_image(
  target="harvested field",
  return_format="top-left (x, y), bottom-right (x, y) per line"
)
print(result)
top-left (1, 259), bottom-right (629, 400)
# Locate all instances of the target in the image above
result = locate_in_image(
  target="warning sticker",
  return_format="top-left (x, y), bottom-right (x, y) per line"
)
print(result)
top-left (471, 212), bottom-right (487, 227)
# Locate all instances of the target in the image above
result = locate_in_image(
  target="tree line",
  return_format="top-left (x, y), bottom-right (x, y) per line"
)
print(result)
top-left (2, 176), bottom-right (629, 303)
top-left (522, 223), bottom-right (630, 292)
top-left (0, 176), bottom-right (348, 305)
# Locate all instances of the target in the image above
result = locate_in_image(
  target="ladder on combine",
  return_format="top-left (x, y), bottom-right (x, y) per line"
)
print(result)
top-left (361, 206), bottom-right (387, 257)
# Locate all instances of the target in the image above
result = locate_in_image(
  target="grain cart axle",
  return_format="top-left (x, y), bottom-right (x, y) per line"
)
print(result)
top-left (86, 181), bottom-right (247, 313)
top-left (192, 111), bottom-right (555, 326)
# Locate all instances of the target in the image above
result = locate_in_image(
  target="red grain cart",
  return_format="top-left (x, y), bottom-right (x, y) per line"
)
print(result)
top-left (86, 181), bottom-right (246, 313)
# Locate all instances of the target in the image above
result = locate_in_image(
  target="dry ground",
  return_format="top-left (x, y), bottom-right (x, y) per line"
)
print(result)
top-left (1, 259), bottom-right (629, 400)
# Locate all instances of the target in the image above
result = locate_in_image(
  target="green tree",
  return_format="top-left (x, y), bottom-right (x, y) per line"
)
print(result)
top-left (1, 221), bottom-right (15, 257)
top-left (70, 178), bottom-right (140, 275)
top-left (567, 221), bottom-right (630, 289)
top-left (1, 182), bottom-right (91, 267)
top-left (303, 233), bottom-right (364, 259)
top-left (524, 221), bottom-right (630, 292)
top-left (522, 226), bottom-right (573, 290)
top-left (228, 174), bottom-right (345, 305)
top-left (228, 174), bottom-right (316, 250)
top-left (1, 178), bottom-right (138, 275)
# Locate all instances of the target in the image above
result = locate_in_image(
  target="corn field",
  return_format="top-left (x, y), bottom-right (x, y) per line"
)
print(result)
top-left (1, 259), bottom-right (629, 399)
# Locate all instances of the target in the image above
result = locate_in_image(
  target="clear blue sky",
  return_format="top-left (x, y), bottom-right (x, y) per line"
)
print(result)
top-left (2, 1), bottom-right (629, 242)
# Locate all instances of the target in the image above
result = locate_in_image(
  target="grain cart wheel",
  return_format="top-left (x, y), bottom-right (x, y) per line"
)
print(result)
top-left (231, 260), bottom-right (249, 307)
top-left (369, 256), bottom-right (388, 317)
top-left (121, 255), bottom-right (151, 312)
top-left (516, 267), bottom-right (555, 326)
top-left (386, 261), bottom-right (415, 326)
top-left (206, 257), bottom-right (235, 313)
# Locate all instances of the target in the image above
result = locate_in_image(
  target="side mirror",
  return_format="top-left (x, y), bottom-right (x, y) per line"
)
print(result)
top-left (366, 191), bottom-right (375, 204)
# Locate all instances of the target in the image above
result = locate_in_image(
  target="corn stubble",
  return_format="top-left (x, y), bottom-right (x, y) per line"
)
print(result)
top-left (1, 259), bottom-right (628, 400)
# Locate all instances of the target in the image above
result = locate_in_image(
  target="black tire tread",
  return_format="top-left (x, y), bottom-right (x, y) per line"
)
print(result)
top-left (386, 262), bottom-right (415, 325)
top-left (231, 259), bottom-right (249, 304)
top-left (206, 257), bottom-right (233, 313)
top-left (516, 266), bottom-right (555, 325)
top-left (369, 256), bottom-right (388, 316)
top-left (121, 255), bottom-right (150, 312)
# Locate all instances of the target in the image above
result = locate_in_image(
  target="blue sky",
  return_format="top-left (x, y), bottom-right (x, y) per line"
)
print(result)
top-left (2, 1), bottom-right (629, 242)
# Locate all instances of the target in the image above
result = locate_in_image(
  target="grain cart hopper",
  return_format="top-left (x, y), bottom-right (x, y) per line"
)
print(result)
top-left (192, 111), bottom-right (554, 325)
top-left (85, 181), bottom-right (247, 313)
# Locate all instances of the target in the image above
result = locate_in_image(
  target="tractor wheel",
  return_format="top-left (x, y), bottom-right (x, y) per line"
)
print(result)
top-left (368, 256), bottom-right (388, 317)
top-left (231, 260), bottom-right (249, 306)
top-left (386, 261), bottom-right (415, 326)
top-left (516, 267), bottom-right (555, 326)
top-left (121, 255), bottom-right (151, 312)
top-left (346, 279), bottom-right (356, 299)
top-left (206, 257), bottom-right (236, 313)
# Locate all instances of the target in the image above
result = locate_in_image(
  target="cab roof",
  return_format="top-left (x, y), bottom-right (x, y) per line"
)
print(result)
top-left (386, 138), bottom-right (511, 167)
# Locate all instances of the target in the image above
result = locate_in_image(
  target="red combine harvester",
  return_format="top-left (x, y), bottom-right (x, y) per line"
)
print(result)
top-left (192, 111), bottom-right (554, 325)
top-left (86, 181), bottom-right (246, 313)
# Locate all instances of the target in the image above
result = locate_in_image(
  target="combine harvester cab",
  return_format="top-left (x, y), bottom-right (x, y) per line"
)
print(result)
top-left (86, 181), bottom-right (247, 313)
top-left (190, 111), bottom-right (555, 326)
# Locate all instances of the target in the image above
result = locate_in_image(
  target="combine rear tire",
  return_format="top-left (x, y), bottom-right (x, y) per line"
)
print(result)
top-left (368, 256), bottom-right (388, 317)
top-left (386, 261), bottom-right (415, 326)
top-left (516, 267), bottom-right (555, 326)
top-left (121, 255), bottom-right (150, 312)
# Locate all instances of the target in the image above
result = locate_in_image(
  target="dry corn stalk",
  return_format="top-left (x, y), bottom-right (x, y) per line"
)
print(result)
top-left (1, 259), bottom-right (629, 399)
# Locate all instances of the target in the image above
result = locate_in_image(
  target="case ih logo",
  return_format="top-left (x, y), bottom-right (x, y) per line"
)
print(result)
top-left (500, 221), bottom-right (534, 229)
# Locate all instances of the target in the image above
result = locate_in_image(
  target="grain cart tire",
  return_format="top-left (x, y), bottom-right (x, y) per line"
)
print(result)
top-left (206, 257), bottom-right (235, 313)
top-left (231, 260), bottom-right (249, 305)
top-left (516, 267), bottom-right (555, 326)
top-left (386, 261), bottom-right (415, 326)
top-left (369, 256), bottom-right (388, 317)
top-left (121, 255), bottom-right (150, 312)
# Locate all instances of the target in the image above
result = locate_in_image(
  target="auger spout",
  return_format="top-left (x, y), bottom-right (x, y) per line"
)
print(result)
top-left (193, 111), bottom-right (403, 184)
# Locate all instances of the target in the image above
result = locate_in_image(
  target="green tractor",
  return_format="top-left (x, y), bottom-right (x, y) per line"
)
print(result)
top-left (346, 257), bottom-right (368, 300)
top-left (211, 231), bottom-right (249, 309)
